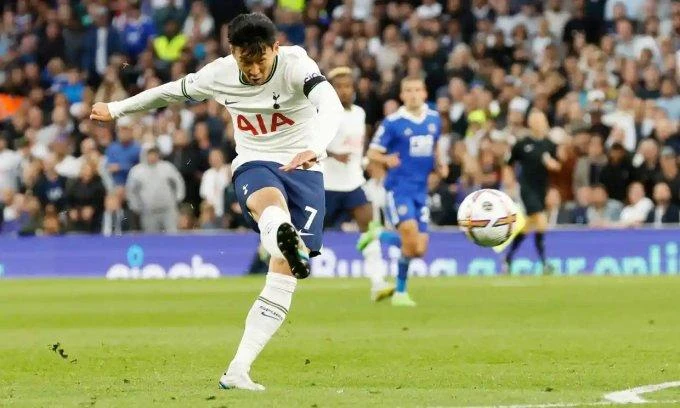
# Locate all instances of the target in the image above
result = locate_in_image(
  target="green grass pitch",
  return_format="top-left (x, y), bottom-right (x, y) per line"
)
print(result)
top-left (1, 276), bottom-right (680, 407)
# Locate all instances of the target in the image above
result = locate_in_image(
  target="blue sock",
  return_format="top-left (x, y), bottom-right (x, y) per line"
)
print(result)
top-left (396, 257), bottom-right (411, 293)
top-left (379, 230), bottom-right (402, 248)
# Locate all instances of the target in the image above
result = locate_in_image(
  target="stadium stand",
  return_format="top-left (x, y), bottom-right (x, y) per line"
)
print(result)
top-left (0, 0), bottom-right (679, 236)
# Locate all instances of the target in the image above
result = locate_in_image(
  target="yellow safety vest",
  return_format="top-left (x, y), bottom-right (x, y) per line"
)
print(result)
top-left (278, 0), bottom-right (304, 12)
top-left (153, 34), bottom-right (187, 62)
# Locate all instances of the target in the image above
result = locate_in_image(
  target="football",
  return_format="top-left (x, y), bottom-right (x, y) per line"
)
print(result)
top-left (457, 189), bottom-right (519, 247)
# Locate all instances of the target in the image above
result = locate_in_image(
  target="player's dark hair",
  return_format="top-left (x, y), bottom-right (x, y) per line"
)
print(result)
top-left (228, 13), bottom-right (277, 59)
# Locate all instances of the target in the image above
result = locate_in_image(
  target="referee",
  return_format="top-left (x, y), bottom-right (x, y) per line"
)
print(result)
top-left (504, 109), bottom-right (561, 274)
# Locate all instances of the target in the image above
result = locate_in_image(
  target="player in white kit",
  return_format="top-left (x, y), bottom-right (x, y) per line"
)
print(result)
top-left (322, 67), bottom-right (393, 301)
top-left (89, 13), bottom-right (343, 391)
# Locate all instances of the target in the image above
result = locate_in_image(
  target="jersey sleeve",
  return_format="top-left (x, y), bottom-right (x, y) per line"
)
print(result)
top-left (288, 46), bottom-right (328, 98)
top-left (369, 120), bottom-right (394, 153)
top-left (180, 60), bottom-right (218, 101)
top-left (108, 60), bottom-right (218, 118)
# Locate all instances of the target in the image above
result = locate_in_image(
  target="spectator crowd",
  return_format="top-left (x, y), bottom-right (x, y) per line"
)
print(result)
top-left (0, 0), bottom-right (679, 236)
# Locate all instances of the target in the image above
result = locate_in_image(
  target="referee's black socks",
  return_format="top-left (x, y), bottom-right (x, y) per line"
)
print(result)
top-left (535, 232), bottom-right (546, 264)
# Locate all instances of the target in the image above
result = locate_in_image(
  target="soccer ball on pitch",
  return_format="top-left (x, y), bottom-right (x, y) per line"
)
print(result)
top-left (457, 189), bottom-right (519, 247)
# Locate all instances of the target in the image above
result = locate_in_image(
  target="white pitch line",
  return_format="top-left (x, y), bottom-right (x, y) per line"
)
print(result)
top-left (432, 381), bottom-right (680, 408)
top-left (435, 399), bottom-right (680, 408)
top-left (604, 381), bottom-right (680, 403)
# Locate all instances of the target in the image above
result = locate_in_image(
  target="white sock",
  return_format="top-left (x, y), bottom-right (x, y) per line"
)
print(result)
top-left (227, 272), bottom-right (297, 374)
top-left (257, 206), bottom-right (291, 258)
top-left (362, 239), bottom-right (387, 288)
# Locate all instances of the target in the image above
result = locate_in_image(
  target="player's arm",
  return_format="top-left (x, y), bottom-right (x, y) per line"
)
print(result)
top-left (503, 141), bottom-right (520, 193)
top-left (90, 61), bottom-right (218, 121)
top-left (542, 141), bottom-right (562, 171)
top-left (367, 122), bottom-right (400, 168)
top-left (325, 127), bottom-right (350, 163)
top-left (281, 49), bottom-right (344, 171)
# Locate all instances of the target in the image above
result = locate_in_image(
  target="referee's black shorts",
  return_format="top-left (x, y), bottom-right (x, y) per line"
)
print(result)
top-left (520, 186), bottom-right (546, 216)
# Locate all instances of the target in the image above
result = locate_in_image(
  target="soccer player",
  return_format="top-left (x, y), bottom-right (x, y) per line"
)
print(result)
top-left (366, 77), bottom-right (447, 307)
top-left (322, 66), bottom-right (393, 301)
top-left (89, 13), bottom-right (343, 391)
top-left (503, 109), bottom-right (561, 274)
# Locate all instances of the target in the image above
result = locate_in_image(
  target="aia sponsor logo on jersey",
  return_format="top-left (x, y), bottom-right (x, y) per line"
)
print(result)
top-left (236, 113), bottom-right (295, 136)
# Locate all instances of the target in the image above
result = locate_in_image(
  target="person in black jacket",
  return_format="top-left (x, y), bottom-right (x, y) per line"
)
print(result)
top-left (645, 182), bottom-right (680, 225)
top-left (166, 129), bottom-right (203, 215)
top-left (599, 142), bottom-right (633, 202)
top-left (65, 161), bottom-right (106, 232)
top-left (427, 173), bottom-right (457, 226)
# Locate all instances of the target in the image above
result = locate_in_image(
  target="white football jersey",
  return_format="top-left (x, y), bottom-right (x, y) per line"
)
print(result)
top-left (109, 46), bottom-right (330, 172)
top-left (183, 46), bottom-right (326, 171)
top-left (322, 104), bottom-right (366, 192)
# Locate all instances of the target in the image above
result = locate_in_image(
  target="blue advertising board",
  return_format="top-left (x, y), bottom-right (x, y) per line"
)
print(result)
top-left (0, 228), bottom-right (678, 279)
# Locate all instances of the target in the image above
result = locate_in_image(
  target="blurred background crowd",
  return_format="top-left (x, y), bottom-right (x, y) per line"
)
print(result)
top-left (0, 0), bottom-right (679, 236)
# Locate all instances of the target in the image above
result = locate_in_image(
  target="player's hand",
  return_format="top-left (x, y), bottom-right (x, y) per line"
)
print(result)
top-left (90, 102), bottom-right (113, 122)
top-left (329, 152), bottom-right (351, 163)
top-left (437, 164), bottom-right (449, 179)
top-left (280, 150), bottom-right (318, 172)
top-left (384, 153), bottom-right (400, 168)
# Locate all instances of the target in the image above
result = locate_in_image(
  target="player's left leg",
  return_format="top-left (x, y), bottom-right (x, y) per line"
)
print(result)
top-left (220, 186), bottom-right (301, 391)
top-left (504, 218), bottom-right (532, 274)
top-left (220, 163), bottom-right (312, 391)
top-left (349, 188), bottom-right (393, 301)
top-left (505, 188), bottom-right (541, 274)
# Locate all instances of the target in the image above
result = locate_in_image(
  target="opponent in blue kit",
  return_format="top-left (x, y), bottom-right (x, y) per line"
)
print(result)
top-left (367, 77), bottom-right (448, 307)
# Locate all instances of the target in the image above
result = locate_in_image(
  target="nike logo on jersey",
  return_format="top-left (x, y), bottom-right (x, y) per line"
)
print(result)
top-left (224, 100), bottom-right (238, 106)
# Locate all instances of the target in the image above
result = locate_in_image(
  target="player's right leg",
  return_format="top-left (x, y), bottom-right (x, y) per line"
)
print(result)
top-left (392, 219), bottom-right (420, 307)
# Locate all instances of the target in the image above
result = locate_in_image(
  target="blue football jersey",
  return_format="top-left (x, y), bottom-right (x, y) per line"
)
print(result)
top-left (370, 106), bottom-right (441, 194)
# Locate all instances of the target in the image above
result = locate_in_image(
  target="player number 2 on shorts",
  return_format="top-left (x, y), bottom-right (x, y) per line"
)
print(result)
top-left (303, 206), bottom-right (317, 230)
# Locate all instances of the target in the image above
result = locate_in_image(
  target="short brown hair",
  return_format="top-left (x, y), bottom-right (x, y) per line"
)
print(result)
top-left (400, 76), bottom-right (425, 89)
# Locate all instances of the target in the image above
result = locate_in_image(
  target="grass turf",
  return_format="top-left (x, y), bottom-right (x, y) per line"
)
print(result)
top-left (1, 276), bottom-right (679, 407)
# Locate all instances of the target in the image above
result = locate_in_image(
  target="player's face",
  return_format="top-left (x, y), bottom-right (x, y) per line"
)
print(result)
top-left (233, 42), bottom-right (279, 85)
top-left (400, 80), bottom-right (427, 110)
top-left (332, 75), bottom-right (354, 108)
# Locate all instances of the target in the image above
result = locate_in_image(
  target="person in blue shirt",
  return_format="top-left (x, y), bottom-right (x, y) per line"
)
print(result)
top-left (366, 77), bottom-right (448, 307)
top-left (105, 117), bottom-right (141, 187)
top-left (119, 3), bottom-right (156, 61)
